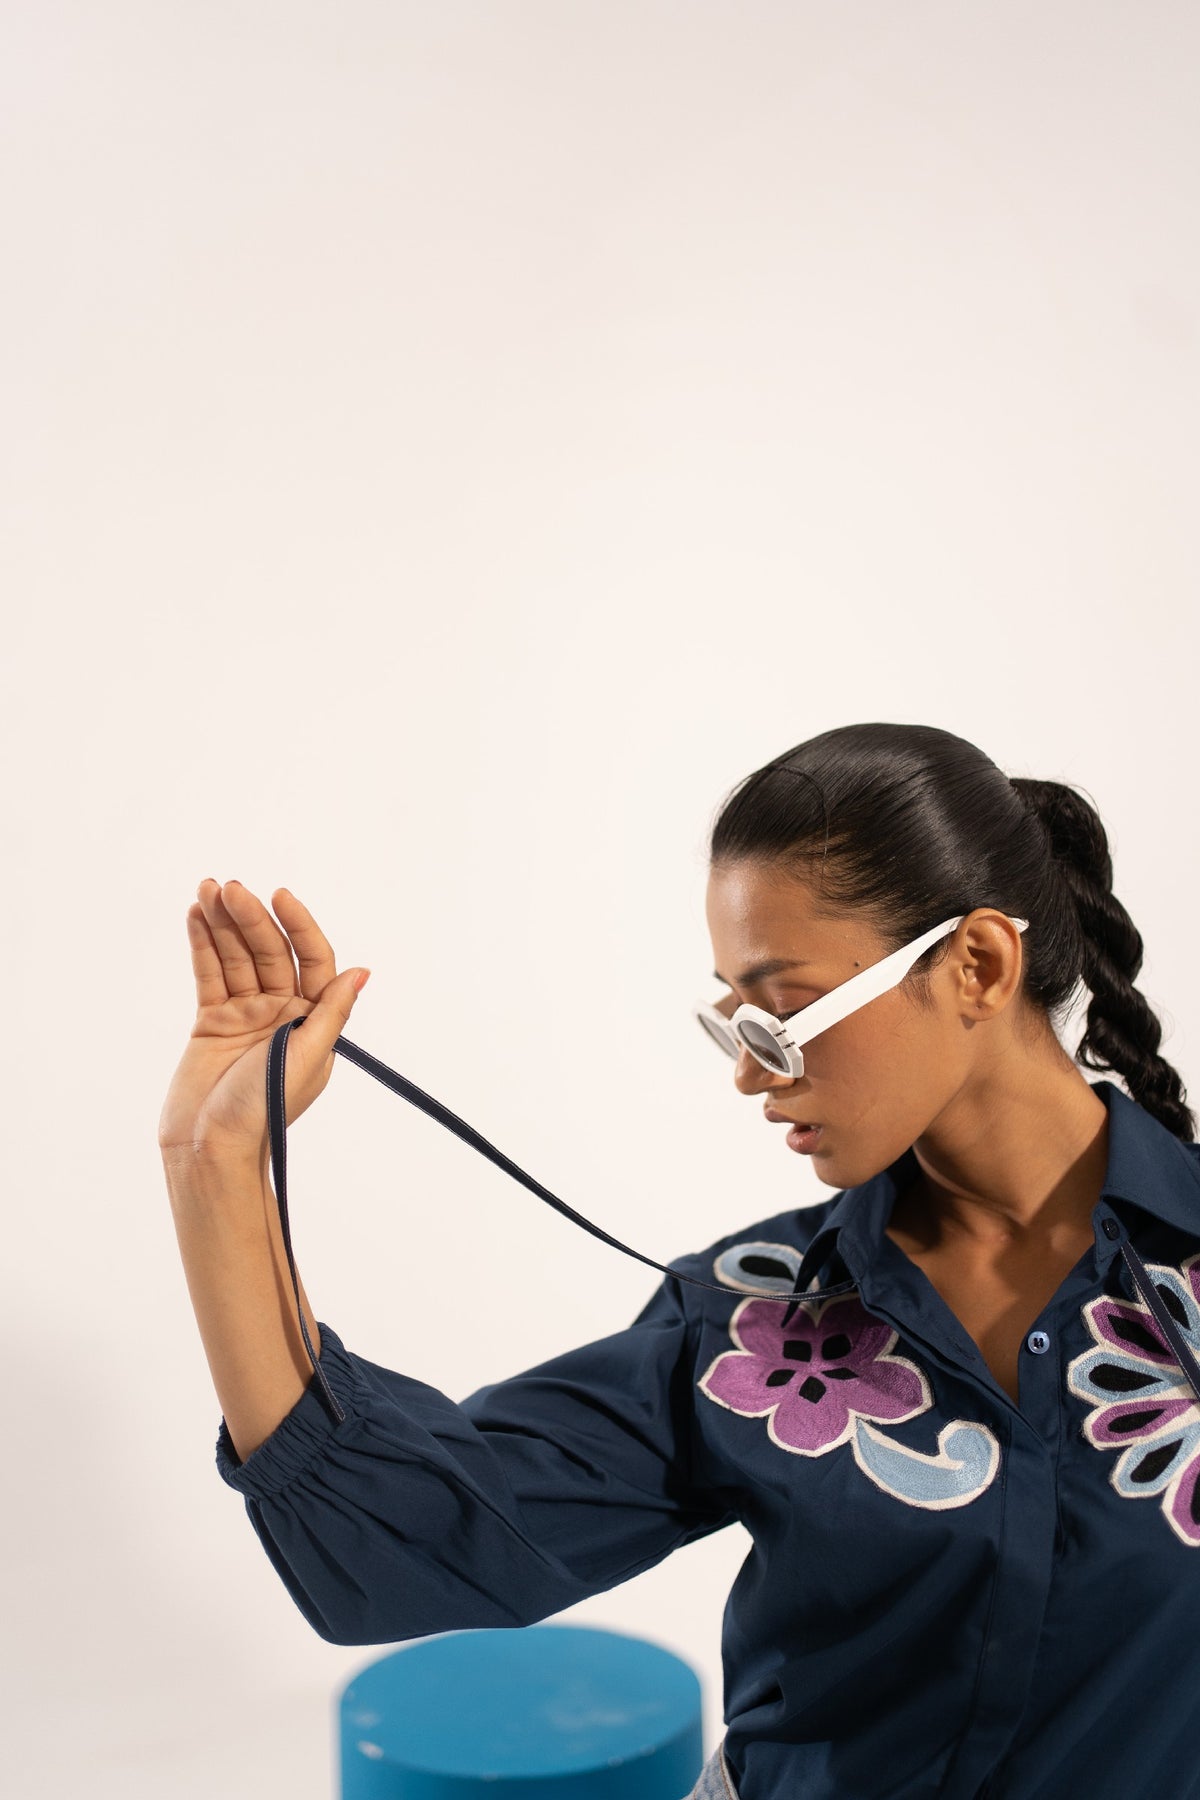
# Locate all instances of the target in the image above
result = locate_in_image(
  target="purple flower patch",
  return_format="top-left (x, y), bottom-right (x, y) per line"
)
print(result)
top-left (1067, 1252), bottom-right (1200, 1546)
top-left (699, 1290), bottom-right (931, 1456)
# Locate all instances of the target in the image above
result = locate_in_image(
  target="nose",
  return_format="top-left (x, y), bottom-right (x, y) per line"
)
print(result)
top-left (732, 1045), bottom-right (801, 1098)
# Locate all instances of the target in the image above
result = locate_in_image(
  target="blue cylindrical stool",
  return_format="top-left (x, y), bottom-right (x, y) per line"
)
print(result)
top-left (337, 1623), bottom-right (705, 1799)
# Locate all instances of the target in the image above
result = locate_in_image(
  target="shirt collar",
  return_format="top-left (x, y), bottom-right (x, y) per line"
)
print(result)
top-left (793, 1078), bottom-right (1200, 1291)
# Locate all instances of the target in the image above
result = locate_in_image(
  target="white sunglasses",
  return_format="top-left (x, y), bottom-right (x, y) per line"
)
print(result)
top-left (696, 913), bottom-right (1030, 1079)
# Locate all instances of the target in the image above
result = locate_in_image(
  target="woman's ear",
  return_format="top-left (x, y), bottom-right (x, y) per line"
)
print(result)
top-left (957, 912), bottom-right (1026, 1018)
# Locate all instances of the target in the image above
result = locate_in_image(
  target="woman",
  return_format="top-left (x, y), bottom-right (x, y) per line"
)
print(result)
top-left (159, 721), bottom-right (1200, 1800)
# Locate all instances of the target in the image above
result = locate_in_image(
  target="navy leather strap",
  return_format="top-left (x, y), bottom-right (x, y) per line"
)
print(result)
top-left (1117, 1241), bottom-right (1200, 1410)
top-left (265, 1017), bottom-right (857, 1419)
top-left (265, 1017), bottom-right (1200, 1424)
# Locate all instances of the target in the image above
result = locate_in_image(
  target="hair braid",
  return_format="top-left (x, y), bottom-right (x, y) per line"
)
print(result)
top-left (1011, 776), bottom-right (1195, 1141)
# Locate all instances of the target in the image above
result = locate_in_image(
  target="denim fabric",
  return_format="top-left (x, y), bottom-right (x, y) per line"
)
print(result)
top-left (686, 1739), bottom-right (738, 1800)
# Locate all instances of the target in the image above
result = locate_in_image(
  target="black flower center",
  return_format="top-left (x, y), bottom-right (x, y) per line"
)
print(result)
top-left (766, 1331), bottom-right (859, 1401)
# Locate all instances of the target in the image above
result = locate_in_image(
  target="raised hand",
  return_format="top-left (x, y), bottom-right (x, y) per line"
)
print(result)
top-left (157, 879), bottom-right (370, 1163)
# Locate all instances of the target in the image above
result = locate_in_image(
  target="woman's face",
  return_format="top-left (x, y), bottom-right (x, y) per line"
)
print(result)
top-left (704, 861), bottom-right (1009, 1189)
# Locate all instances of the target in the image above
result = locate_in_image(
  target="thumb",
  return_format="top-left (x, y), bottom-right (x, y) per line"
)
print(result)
top-left (293, 966), bottom-right (371, 1065)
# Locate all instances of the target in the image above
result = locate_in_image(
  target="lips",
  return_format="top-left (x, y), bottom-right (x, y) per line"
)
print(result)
top-left (763, 1107), bottom-right (820, 1128)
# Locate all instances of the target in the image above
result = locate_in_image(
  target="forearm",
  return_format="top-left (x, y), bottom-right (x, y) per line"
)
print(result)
top-left (163, 1141), bottom-right (323, 1465)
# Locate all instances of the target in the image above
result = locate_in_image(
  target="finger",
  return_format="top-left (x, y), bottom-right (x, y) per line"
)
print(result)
top-left (187, 902), bottom-right (230, 1009)
top-left (219, 879), bottom-right (303, 998)
top-left (268, 887), bottom-right (338, 1003)
top-left (196, 878), bottom-right (267, 998)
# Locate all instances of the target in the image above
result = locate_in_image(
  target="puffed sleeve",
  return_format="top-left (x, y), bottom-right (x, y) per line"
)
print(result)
top-left (214, 1268), bottom-right (735, 1646)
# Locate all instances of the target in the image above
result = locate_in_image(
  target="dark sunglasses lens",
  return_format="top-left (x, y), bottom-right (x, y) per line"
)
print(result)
top-left (698, 1013), bottom-right (738, 1056)
top-left (737, 1019), bottom-right (791, 1074)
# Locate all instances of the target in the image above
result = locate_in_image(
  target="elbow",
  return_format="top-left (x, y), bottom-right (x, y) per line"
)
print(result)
top-left (328, 1586), bottom-right (560, 1648)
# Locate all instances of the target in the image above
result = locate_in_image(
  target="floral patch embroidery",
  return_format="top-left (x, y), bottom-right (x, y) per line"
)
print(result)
top-left (1067, 1251), bottom-right (1200, 1547)
top-left (711, 1240), bottom-right (805, 1295)
top-left (698, 1279), bottom-right (1001, 1509)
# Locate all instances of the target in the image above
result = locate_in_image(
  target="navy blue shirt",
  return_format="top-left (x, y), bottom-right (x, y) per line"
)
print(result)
top-left (216, 1079), bottom-right (1200, 1799)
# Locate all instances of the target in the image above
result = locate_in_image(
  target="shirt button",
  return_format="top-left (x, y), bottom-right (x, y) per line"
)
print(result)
top-left (1102, 1218), bottom-right (1121, 1240)
top-left (1027, 1330), bottom-right (1051, 1354)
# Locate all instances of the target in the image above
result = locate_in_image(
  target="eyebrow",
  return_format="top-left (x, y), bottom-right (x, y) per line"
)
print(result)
top-left (713, 957), bottom-right (815, 986)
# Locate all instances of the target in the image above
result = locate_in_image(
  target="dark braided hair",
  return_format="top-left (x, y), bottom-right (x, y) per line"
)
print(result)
top-left (707, 722), bottom-right (1194, 1142)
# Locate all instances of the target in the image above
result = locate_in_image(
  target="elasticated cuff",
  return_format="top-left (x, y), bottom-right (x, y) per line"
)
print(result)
top-left (214, 1321), bottom-right (363, 1500)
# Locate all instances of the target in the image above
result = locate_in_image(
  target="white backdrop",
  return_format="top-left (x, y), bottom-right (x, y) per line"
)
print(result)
top-left (3, 2), bottom-right (1198, 1794)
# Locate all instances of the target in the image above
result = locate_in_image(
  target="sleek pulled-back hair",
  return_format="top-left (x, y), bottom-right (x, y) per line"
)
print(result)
top-left (708, 722), bottom-right (1195, 1142)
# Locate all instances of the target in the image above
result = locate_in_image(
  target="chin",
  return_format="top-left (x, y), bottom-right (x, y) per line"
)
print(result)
top-left (812, 1142), bottom-right (884, 1190)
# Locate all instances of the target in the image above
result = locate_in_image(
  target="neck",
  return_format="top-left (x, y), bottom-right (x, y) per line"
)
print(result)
top-left (896, 1064), bottom-right (1111, 1257)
